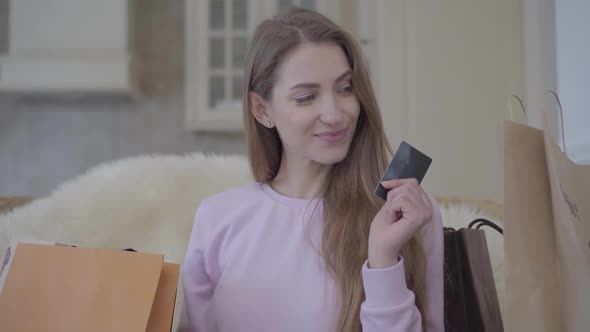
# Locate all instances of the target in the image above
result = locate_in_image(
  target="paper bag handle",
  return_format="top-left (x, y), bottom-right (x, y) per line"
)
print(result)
top-left (507, 94), bottom-right (527, 121)
top-left (544, 90), bottom-right (568, 155)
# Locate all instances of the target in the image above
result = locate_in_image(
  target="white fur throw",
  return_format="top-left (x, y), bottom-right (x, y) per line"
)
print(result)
top-left (0, 153), bottom-right (504, 329)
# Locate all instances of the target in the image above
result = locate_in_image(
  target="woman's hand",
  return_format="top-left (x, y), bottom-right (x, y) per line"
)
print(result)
top-left (368, 178), bottom-right (433, 269)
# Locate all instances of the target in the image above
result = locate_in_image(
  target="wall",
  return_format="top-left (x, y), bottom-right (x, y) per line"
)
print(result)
top-left (523, 0), bottom-right (590, 164)
top-left (0, 96), bottom-right (245, 196)
top-left (555, 0), bottom-right (590, 163)
top-left (370, 0), bottom-right (523, 203)
top-left (408, 0), bottom-right (523, 203)
top-left (522, 0), bottom-right (557, 127)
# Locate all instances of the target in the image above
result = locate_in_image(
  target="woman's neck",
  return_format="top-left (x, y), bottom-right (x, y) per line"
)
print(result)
top-left (271, 153), bottom-right (332, 199)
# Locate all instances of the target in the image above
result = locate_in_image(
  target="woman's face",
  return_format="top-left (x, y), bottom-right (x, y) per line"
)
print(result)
top-left (261, 42), bottom-right (361, 165)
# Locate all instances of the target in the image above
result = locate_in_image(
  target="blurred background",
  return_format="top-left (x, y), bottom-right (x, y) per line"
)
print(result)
top-left (0, 0), bottom-right (588, 201)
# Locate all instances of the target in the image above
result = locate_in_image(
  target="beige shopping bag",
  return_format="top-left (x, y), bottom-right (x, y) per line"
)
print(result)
top-left (147, 262), bottom-right (181, 332)
top-left (542, 108), bottom-right (590, 332)
top-left (503, 119), bottom-right (562, 332)
top-left (0, 243), bottom-right (179, 332)
top-left (504, 93), bottom-right (590, 332)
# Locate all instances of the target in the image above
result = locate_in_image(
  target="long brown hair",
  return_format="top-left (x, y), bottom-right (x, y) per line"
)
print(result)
top-left (243, 8), bottom-right (426, 331)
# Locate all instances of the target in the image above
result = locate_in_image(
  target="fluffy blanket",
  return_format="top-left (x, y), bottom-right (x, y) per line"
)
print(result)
top-left (0, 153), bottom-right (504, 329)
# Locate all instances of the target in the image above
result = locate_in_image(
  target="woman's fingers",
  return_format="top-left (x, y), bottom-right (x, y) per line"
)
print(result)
top-left (386, 184), bottom-right (405, 202)
top-left (385, 180), bottom-right (422, 203)
top-left (386, 194), bottom-right (418, 222)
top-left (380, 180), bottom-right (433, 227)
top-left (380, 178), bottom-right (420, 190)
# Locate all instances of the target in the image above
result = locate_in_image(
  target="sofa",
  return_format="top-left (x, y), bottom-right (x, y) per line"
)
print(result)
top-left (0, 153), bottom-right (504, 330)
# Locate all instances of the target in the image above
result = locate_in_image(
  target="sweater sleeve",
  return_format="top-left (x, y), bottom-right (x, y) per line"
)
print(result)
top-left (177, 199), bottom-right (219, 332)
top-left (360, 195), bottom-right (445, 332)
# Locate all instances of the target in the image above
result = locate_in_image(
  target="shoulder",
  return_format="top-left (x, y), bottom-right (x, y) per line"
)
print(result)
top-left (199, 183), bottom-right (264, 212)
top-left (192, 183), bottom-right (266, 231)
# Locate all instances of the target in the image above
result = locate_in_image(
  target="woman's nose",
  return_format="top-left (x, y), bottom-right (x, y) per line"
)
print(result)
top-left (319, 94), bottom-right (344, 126)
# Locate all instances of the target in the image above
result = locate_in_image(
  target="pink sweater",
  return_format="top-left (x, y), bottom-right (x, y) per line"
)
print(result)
top-left (179, 183), bottom-right (444, 331)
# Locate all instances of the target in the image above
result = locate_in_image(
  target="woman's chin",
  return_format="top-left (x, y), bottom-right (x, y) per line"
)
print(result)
top-left (311, 147), bottom-right (351, 165)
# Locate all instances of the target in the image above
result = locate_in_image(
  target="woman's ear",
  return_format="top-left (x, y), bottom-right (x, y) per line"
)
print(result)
top-left (249, 92), bottom-right (273, 128)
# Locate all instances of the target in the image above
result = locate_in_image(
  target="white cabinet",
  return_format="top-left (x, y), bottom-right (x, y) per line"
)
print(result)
top-left (0, 0), bottom-right (132, 94)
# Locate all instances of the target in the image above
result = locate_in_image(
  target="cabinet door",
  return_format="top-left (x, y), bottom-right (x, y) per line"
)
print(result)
top-left (0, 0), bottom-right (130, 93)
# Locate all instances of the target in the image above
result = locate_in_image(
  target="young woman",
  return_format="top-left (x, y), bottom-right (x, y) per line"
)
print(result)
top-left (180, 8), bottom-right (443, 332)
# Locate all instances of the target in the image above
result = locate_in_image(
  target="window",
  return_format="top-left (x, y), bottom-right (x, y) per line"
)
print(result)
top-left (185, 0), bottom-right (338, 131)
top-left (207, 0), bottom-right (249, 111)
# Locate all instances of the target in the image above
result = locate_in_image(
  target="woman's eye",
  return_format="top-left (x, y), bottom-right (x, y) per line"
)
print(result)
top-left (338, 84), bottom-right (353, 95)
top-left (294, 94), bottom-right (316, 105)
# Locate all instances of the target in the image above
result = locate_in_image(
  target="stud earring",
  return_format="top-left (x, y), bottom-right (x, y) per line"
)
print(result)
top-left (267, 120), bottom-right (273, 127)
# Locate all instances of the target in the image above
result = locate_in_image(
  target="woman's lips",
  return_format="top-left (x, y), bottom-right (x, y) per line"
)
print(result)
top-left (315, 128), bottom-right (347, 143)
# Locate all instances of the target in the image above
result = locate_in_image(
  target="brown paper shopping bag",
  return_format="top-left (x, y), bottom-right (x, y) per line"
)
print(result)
top-left (0, 243), bottom-right (179, 332)
top-left (444, 223), bottom-right (503, 332)
top-left (504, 94), bottom-right (590, 332)
top-left (147, 262), bottom-right (180, 332)
top-left (503, 120), bottom-right (562, 332)
top-left (542, 108), bottom-right (590, 332)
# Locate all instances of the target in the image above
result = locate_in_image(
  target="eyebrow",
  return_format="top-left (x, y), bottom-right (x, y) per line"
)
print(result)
top-left (288, 70), bottom-right (352, 91)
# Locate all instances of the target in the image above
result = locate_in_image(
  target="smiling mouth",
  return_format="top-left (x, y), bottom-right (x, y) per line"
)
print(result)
top-left (314, 128), bottom-right (348, 143)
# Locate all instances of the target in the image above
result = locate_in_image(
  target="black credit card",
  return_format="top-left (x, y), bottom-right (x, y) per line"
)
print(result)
top-left (374, 141), bottom-right (432, 201)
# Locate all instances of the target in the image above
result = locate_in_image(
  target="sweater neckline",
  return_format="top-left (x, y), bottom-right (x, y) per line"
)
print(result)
top-left (260, 182), bottom-right (322, 209)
